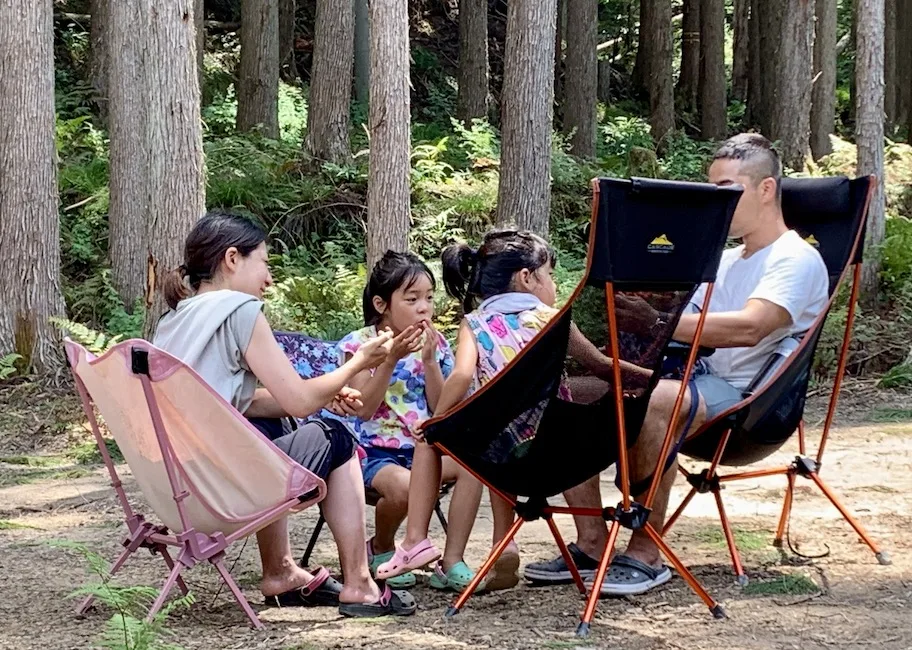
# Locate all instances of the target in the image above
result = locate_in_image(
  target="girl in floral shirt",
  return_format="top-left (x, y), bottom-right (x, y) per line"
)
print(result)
top-left (338, 251), bottom-right (484, 591)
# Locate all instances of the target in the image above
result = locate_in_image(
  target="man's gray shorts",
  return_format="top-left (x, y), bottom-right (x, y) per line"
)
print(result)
top-left (691, 372), bottom-right (743, 420)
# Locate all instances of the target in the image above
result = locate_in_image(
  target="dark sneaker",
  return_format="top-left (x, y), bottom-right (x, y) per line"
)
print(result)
top-left (523, 543), bottom-right (599, 584)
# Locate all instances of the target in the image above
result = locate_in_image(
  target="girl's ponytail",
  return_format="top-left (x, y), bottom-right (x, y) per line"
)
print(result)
top-left (441, 243), bottom-right (478, 312)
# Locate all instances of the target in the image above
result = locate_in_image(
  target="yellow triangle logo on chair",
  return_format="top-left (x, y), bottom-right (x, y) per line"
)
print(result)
top-left (648, 234), bottom-right (675, 253)
top-left (804, 234), bottom-right (821, 248)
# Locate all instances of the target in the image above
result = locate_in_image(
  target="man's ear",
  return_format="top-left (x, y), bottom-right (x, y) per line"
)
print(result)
top-left (372, 295), bottom-right (387, 315)
top-left (759, 177), bottom-right (778, 203)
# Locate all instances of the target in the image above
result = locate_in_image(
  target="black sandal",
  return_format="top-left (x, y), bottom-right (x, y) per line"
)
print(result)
top-left (265, 566), bottom-right (343, 607)
top-left (338, 583), bottom-right (417, 618)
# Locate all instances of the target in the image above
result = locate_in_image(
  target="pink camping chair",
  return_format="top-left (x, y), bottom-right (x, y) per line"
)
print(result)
top-left (65, 338), bottom-right (327, 629)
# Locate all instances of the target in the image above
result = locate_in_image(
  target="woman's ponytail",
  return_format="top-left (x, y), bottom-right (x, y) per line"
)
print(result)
top-left (161, 265), bottom-right (190, 310)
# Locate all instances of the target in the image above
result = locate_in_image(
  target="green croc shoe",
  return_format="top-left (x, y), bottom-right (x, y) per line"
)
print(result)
top-left (428, 561), bottom-right (487, 593)
top-left (368, 543), bottom-right (416, 588)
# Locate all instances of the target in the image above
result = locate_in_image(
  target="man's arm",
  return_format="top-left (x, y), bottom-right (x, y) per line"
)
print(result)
top-left (672, 298), bottom-right (792, 348)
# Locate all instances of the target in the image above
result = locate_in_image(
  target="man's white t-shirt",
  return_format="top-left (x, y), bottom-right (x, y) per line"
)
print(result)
top-left (689, 230), bottom-right (829, 390)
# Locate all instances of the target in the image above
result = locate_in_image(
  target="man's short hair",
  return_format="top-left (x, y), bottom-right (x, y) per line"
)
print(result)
top-left (712, 133), bottom-right (782, 198)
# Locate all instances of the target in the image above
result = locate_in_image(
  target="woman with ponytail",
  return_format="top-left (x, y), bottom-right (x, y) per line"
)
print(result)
top-left (152, 211), bottom-right (417, 617)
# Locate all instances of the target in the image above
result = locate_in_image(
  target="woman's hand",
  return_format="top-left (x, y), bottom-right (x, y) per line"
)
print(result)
top-left (420, 320), bottom-right (440, 363)
top-left (351, 329), bottom-right (394, 370)
top-left (388, 325), bottom-right (424, 360)
top-left (327, 386), bottom-right (363, 417)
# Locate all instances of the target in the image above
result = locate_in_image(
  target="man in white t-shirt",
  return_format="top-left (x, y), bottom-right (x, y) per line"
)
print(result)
top-left (523, 133), bottom-right (829, 596)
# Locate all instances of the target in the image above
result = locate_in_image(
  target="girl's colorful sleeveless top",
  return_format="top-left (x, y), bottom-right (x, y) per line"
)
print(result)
top-left (463, 293), bottom-right (571, 462)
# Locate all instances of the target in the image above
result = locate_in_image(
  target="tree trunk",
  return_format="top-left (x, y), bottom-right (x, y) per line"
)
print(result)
top-left (237, 0), bottom-right (279, 138)
top-left (305, 0), bottom-right (353, 164)
top-left (884, 0), bottom-right (896, 127)
top-left (647, 1), bottom-right (675, 146)
top-left (598, 57), bottom-right (611, 104)
top-left (757, 0), bottom-right (783, 136)
top-left (109, 0), bottom-right (205, 335)
top-left (731, 0), bottom-right (750, 103)
top-left (366, 0), bottom-right (410, 268)
top-left (457, 0), bottom-right (489, 123)
top-left (747, 0), bottom-right (763, 127)
top-left (553, 0), bottom-right (566, 121)
top-left (632, 0), bottom-right (650, 95)
top-left (810, 0), bottom-right (837, 160)
top-left (770, 0), bottom-right (814, 171)
top-left (279, 0), bottom-right (297, 82)
top-left (353, 0), bottom-right (370, 104)
top-left (497, 0), bottom-right (558, 236)
top-left (196, 0), bottom-right (205, 91)
top-left (676, 0), bottom-right (700, 113)
top-left (0, 0), bottom-right (66, 372)
top-left (563, 0), bottom-right (598, 157)
top-left (897, 0), bottom-right (912, 132)
top-left (700, 0), bottom-right (727, 140)
top-left (89, 0), bottom-right (109, 121)
top-left (856, 0), bottom-right (886, 299)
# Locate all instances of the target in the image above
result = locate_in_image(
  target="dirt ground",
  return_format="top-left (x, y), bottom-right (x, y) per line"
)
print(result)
top-left (1, 383), bottom-right (911, 650)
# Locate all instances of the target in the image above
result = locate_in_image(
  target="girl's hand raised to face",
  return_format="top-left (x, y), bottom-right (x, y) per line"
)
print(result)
top-left (421, 320), bottom-right (440, 362)
top-left (387, 324), bottom-right (424, 360)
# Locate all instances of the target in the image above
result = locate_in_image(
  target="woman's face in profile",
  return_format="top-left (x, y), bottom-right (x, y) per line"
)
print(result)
top-left (226, 242), bottom-right (273, 299)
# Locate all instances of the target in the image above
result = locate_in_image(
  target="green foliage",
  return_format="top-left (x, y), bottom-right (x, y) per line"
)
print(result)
top-left (0, 354), bottom-right (23, 380)
top-left (879, 363), bottom-right (912, 389)
top-left (742, 573), bottom-right (820, 596)
top-left (51, 318), bottom-right (124, 355)
top-left (450, 118), bottom-right (501, 168)
top-left (69, 438), bottom-right (124, 465)
top-left (265, 267), bottom-right (366, 340)
top-left (52, 541), bottom-right (192, 650)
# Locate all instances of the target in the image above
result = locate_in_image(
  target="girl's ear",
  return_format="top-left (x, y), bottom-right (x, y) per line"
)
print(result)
top-left (372, 295), bottom-right (388, 316)
top-left (515, 268), bottom-right (533, 290)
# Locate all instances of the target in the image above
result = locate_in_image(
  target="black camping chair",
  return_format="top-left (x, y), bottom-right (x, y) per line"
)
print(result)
top-left (424, 177), bottom-right (742, 637)
top-left (663, 175), bottom-right (891, 585)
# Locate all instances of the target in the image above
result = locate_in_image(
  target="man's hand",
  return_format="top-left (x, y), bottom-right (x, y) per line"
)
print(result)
top-left (615, 294), bottom-right (662, 333)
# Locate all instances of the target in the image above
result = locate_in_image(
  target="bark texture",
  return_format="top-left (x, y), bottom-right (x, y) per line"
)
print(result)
top-left (676, 0), bottom-right (700, 113)
top-left (279, 0), bottom-right (297, 81)
top-left (0, 0), bottom-right (66, 371)
top-left (855, 0), bottom-right (886, 298)
top-left (811, 0), bottom-right (837, 160)
top-left (700, 0), bottom-right (727, 140)
top-left (457, 0), bottom-right (489, 123)
top-left (305, 0), bottom-right (354, 164)
top-left (563, 0), bottom-right (598, 157)
top-left (367, 0), bottom-right (410, 267)
top-left (647, 1), bottom-right (675, 146)
top-left (496, 0), bottom-right (558, 236)
top-left (90, 0), bottom-right (109, 120)
top-left (770, 0), bottom-right (815, 170)
top-left (353, 0), bottom-right (370, 104)
top-left (731, 0), bottom-right (750, 102)
top-left (109, 0), bottom-right (205, 335)
top-left (237, 0), bottom-right (279, 138)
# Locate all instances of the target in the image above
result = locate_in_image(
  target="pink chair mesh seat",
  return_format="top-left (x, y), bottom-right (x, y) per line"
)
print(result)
top-left (65, 338), bottom-right (327, 629)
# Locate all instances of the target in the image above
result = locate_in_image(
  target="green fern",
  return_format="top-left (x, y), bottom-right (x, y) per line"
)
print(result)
top-left (0, 353), bottom-right (23, 380)
top-left (50, 317), bottom-right (124, 354)
top-left (50, 541), bottom-right (192, 650)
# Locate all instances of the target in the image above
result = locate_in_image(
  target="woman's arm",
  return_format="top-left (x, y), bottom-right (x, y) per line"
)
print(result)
top-left (244, 387), bottom-right (287, 418)
top-left (244, 314), bottom-right (390, 419)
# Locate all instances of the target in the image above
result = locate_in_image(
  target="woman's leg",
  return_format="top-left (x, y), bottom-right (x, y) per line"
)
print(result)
top-left (321, 454), bottom-right (383, 604)
top-left (440, 457), bottom-right (483, 570)
top-left (400, 440), bottom-right (443, 550)
top-left (257, 518), bottom-right (316, 597)
top-left (368, 463), bottom-right (411, 554)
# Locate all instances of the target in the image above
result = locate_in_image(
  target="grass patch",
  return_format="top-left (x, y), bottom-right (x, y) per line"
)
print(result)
top-left (0, 467), bottom-right (93, 487)
top-left (693, 527), bottom-right (770, 551)
top-left (0, 454), bottom-right (67, 468)
top-left (870, 408), bottom-right (912, 423)
top-left (541, 641), bottom-right (594, 649)
top-left (66, 438), bottom-right (123, 465)
top-left (0, 520), bottom-right (40, 531)
top-left (742, 573), bottom-right (819, 596)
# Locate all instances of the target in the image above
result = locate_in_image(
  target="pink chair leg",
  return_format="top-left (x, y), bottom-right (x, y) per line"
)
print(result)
top-left (146, 562), bottom-right (185, 622)
top-left (212, 557), bottom-right (264, 630)
top-left (159, 547), bottom-right (190, 596)
top-left (76, 545), bottom-right (135, 615)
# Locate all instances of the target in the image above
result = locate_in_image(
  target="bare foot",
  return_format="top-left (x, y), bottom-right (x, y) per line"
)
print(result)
top-left (260, 564), bottom-right (315, 597)
top-left (339, 579), bottom-right (383, 605)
